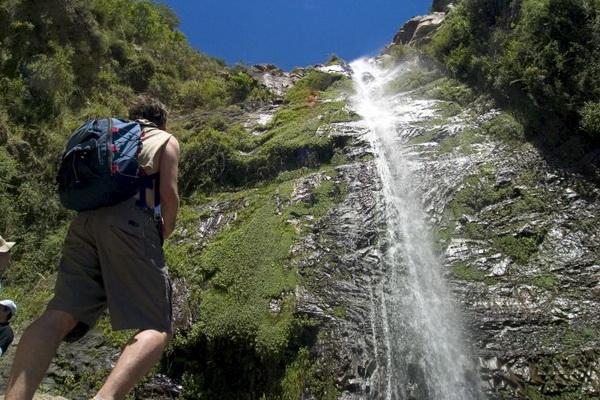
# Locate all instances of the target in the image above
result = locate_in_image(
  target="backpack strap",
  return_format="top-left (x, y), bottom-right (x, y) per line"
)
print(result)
top-left (138, 173), bottom-right (160, 214)
top-left (136, 119), bottom-right (161, 214)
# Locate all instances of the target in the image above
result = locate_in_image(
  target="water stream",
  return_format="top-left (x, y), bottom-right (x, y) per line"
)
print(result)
top-left (350, 58), bottom-right (483, 400)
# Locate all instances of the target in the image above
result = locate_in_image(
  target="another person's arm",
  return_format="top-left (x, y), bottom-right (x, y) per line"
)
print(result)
top-left (0, 327), bottom-right (14, 356)
top-left (159, 137), bottom-right (180, 239)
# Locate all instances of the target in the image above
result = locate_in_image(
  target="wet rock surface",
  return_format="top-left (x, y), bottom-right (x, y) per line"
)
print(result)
top-left (442, 146), bottom-right (600, 398)
top-left (294, 158), bottom-right (388, 399)
top-left (299, 67), bottom-right (599, 399)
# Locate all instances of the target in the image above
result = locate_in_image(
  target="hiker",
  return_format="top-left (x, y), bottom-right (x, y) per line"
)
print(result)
top-left (0, 235), bottom-right (16, 270)
top-left (0, 299), bottom-right (16, 357)
top-left (5, 95), bottom-right (180, 400)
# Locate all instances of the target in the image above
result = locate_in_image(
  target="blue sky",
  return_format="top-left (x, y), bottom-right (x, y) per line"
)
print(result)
top-left (158, 1), bottom-right (433, 70)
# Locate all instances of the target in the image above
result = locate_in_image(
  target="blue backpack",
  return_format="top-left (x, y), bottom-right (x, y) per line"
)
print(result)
top-left (57, 118), bottom-right (157, 211)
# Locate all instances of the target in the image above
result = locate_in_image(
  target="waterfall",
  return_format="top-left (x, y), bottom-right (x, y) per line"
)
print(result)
top-left (350, 58), bottom-right (483, 400)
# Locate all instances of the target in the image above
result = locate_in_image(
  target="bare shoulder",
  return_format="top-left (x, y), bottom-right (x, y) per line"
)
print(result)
top-left (163, 134), bottom-right (180, 159)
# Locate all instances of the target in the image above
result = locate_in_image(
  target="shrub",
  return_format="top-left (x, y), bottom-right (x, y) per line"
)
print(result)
top-left (179, 76), bottom-right (229, 109)
top-left (483, 112), bottom-right (525, 143)
top-left (24, 44), bottom-right (75, 118)
top-left (580, 102), bottom-right (600, 135)
top-left (428, 0), bottom-right (600, 139)
top-left (286, 72), bottom-right (343, 104)
top-left (124, 54), bottom-right (157, 92)
top-left (179, 129), bottom-right (234, 194)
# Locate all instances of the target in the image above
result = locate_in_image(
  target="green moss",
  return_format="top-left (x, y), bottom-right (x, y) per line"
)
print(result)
top-left (322, 76), bottom-right (355, 100)
top-left (331, 306), bottom-right (347, 319)
top-left (483, 112), bottom-right (526, 144)
top-left (167, 169), bottom-right (348, 399)
top-left (188, 173), bottom-right (347, 357)
top-left (434, 100), bottom-right (464, 118)
top-left (450, 263), bottom-right (497, 284)
top-left (414, 77), bottom-right (476, 105)
top-left (285, 71), bottom-right (344, 104)
top-left (531, 273), bottom-right (558, 290)
top-left (492, 234), bottom-right (544, 265)
top-left (278, 347), bottom-right (339, 400)
top-left (385, 68), bottom-right (443, 95)
top-left (437, 127), bottom-right (485, 154)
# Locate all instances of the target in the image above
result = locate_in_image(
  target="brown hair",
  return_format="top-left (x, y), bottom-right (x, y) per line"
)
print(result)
top-left (128, 95), bottom-right (169, 128)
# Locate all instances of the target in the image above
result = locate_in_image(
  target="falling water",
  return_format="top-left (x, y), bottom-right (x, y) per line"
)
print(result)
top-left (350, 58), bottom-right (483, 400)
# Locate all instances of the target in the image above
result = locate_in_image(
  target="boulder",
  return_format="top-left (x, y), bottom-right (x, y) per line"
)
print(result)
top-left (392, 12), bottom-right (446, 46)
top-left (432, 0), bottom-right (454, 12)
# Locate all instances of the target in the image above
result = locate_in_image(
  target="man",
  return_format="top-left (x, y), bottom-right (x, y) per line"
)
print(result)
top-left (0, 299), bottom-right (16, 357)
top-left (0, 235), bottom-right (16, 270)
top-left (6, 96), bottom-right (180, 400)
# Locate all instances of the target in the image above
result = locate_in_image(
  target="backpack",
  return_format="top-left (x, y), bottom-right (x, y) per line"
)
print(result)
top-left (56, 118), bottom-right (156, 211)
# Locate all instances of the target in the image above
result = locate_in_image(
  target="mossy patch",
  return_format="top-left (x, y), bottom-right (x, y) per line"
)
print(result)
top-left (278, 347), bottom-right (339, 400)
top-left (413, 77), bottom-right (476, 106)
top-left (531, 273), bottom-right (558, 291)
top-left (450, 263), bottom-right (498, 284)
top-left (492, 233), bottom-right (545, 265)
top-left (166, 166), bottom-right (348, 398)
top-left (384, 68), bottom-right (443, 95)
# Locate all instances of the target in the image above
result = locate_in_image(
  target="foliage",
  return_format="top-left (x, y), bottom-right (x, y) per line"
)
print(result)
top-left (580, 101), bottom-right (600, 136)
top-left (428, 0), bottom-right (600, 141)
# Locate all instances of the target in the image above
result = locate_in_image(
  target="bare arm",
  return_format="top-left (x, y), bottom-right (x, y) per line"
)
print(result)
top-left (159, 136), bottom-right (180, 239)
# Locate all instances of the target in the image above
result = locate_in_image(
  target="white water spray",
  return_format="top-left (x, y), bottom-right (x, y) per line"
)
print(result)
top-left (350, 58), bottom-right (483, 400)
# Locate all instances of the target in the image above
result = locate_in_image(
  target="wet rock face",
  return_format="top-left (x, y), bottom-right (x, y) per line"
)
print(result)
top-left (295, 160), bottom-right (387, 399)
top-left (300, 63), bottom-right (599, 398)
top-left (290, 119), bottom-right (390, 399)
top-left (442, 146), bottom-right (600, 398)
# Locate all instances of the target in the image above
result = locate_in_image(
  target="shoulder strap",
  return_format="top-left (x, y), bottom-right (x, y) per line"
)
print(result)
top-left (138, 172), bottom-right (161, 214)
top-left (136, 119), bottom-right (158, 130)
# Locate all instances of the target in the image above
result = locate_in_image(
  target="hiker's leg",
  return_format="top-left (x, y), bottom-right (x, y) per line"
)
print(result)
top-left (96, 329), bottom-right (169, 400)
top-left (5, 310), bottom-right (78, 400)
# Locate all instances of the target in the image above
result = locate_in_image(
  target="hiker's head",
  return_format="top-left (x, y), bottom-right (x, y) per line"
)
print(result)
top-left (0, 299), bottom-right (16, 323)
top-left (0, 235), bottom-right (15, 269)
top-left (128, 95), bottom-right (169, 130)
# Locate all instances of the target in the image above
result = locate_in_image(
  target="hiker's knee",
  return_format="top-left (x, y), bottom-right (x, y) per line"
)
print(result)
top-left (133, 329), bottom-right (170, 350)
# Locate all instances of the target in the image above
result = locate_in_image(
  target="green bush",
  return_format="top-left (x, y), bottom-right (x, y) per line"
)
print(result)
top-left (483, 112), bottom-right (525, 143)
top-left (179, 129), bottom-right (234, 194)
top-left (428, 0), bottom-right (600, 139)
top-left (286, 71), bottom-right (343, 104)
top-left (124, 54), bottom-right (157, 92)
top-left (179, 76), bottom-right (230, 109)
top-left (25, 44), bottom-right (75, 118)
top-left (580, 101), bottom-right (600, 135)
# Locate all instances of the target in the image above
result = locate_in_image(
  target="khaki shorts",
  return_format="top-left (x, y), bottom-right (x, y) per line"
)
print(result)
top-left (48, 198), bottom-right (172, 340)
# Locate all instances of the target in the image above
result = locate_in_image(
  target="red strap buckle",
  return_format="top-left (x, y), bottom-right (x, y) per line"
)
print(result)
top-left (111, 144), bottom-right (118, 152)
top-left (112, 127), bottom-right (120, 134)
top-left (111, 164), bottom-right (119, 173)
